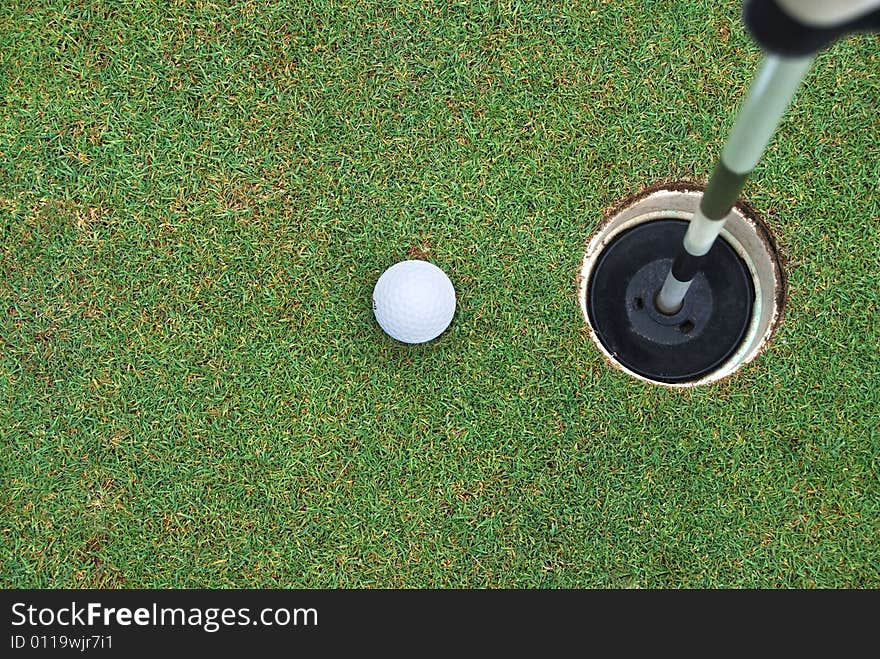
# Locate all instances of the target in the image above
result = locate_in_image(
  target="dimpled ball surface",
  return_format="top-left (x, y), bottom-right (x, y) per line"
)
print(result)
top-left (372, 260), bottom-right (456, 344)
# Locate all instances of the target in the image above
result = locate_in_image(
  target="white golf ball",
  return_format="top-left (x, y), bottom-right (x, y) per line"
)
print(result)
top-left (372, 260), bottom-right (456, 344)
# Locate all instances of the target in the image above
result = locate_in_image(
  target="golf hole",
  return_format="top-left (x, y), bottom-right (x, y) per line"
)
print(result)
top-left (578, 184), bottom-right (786, 387)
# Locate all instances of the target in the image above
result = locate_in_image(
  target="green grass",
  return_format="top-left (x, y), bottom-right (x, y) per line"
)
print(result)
top-left (1, 0), bottom-right (878, 588)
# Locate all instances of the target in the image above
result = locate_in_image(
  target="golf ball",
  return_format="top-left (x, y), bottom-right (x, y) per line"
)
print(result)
top-left (372, 260), bottom-right (456, 344)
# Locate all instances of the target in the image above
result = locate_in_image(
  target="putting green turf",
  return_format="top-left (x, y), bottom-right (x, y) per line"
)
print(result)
top-left (2, 0), bottom-right (878, 588)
